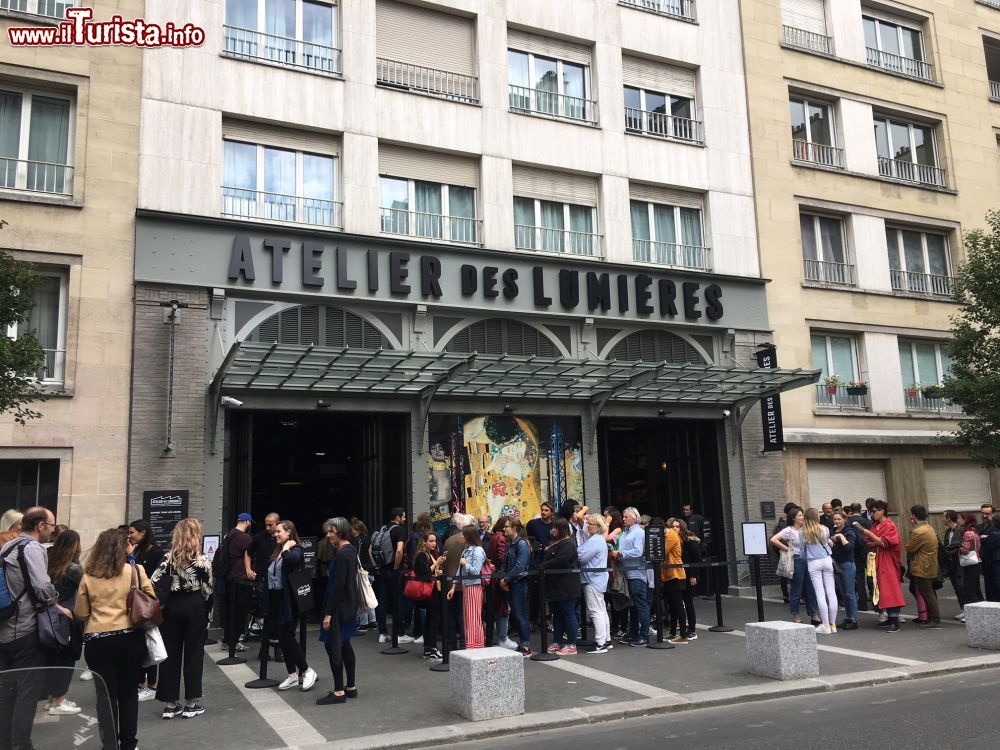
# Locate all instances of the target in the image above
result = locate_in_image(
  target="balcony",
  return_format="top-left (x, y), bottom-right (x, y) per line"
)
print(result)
top-left (625, 107), bottom-right (703, 145)
top-left (977, 0), bottom-right (1000, 8)
top-left (0, 0), bottom-right (70, 19)
top-left (903, 388), bottom-right (963, 415)
top-left (792, 140), bottom-right (845, 169)
top-left (508, 85), bottom-right (598, 126)
top-left (379, 207), bottom-right (482, 246)
top-left (866, 47), bottom-right (934, 82)
top-left (0, 157), bottom-right (73, 195)
top-left (223, 26), bottom-right (341, 75)
top-left (815, 385), bottom-right (870, 411)
top-left (804, 259), bottom-right (856, 287)
top-left (890, 269), bottom-right (956, 299)
top-left (515, 225), bottom-right (600, 257)
top-left (376, 58), bottom-right (479, 104)
top-left (222, 187), bottom-right (343, 229)
top-left (877, 156), bottom-right (947, 188)
top-left (618, 0), bottom-right (696, 22)
top-left (991, 80), bottom-right (1000, 102)
top-left (633, 239), bottom-right (711, 271)
top-left (782, 25), bottom-right (832, 55)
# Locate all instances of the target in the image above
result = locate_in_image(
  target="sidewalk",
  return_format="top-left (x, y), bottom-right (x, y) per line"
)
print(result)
top-left (103, 593), bottom-right (999, 750)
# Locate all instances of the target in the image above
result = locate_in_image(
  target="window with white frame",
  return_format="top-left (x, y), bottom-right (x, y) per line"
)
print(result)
top-left (885, 226), bottom-right (952, 296)
top-left (0, 86), bottom-right (73, 195)
top-left (514, 197), bottom-right (596, 256)
top-left (811, 333), bottom-right (860, 381)
top-left (0, 0), bottom-right (72, 20)
top-left (789, 96), bottom-right (842, 167)
top-left (863, 13), bottom-right (932, 80)
top-left (507, 48), bottom-right (595, 124)
top-left (223, 0), bottom-right (340, 75)
top-left (7, 270), bottom-right (67, 384)
top-left (630, 199), bottom-right (707, 270)
top-left (223, 139), bottom-right (339, 227)
top-left (624, 87), bottom-right (697, 142)
top-left (873, 116), bottom-right (943, 186)
top-left (800, 213), bottom-right (852, 284)
top-left (379, 177), bottom-right (478, 245)
top-left (898, 338), bottom-right (952, 389)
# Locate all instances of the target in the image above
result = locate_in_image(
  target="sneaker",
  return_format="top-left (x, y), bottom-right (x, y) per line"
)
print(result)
top-left (954, 612), bottom-right (965, 621)
top-left (669, 635), bottom-right (689, 645)
top-left (48, 702), bottom-right (82, 716)
top-left (919, 621), bottom-right (942, 629)
top-left (603, 641), bottom-right (614, 650)
top-left (301, 668), bottom-right (318, 692)
top-left (886, 622), bottom-right (900, 633)
top-left (137, 687), bottom-right (156, 702)
top-left (162, 705), bottom-right (184, 720)
top-left (233, 642), bottom-right (247, 652)
top-left (875, 620), bottom-right (892, 629)
top-left (397, 634), bottom-right (414, 644)
top-left (79, 670), bottom-right (93, 681)
top-left (840, 620), bottom-right (858, 630)
top-left (685, 632), bottom-right (698, 641)
top-left (556, 645), bottom-right (577, 655)
top-left (422, 649), bottom-right (443, 661)
top-left (499, 637), bottom-right (518, 650)
top-left (378, 633), bottom-right (390, 644)
top-left (617, 634), bottom-right (634, 645)
top-left (277, 674), bottom-right (299, 691)
top-left (181, 703), bottom-right (205, 718)
top-left (878, 611), bottom-right (888, 623)
top-left (517, 646), bottom-right (532, 658)
top-left (629, 638), bottom-right (649, 647)
top-left (584, 642), bottom-right (608, 654)
top-left (547, 643), bottom-right (561, 653)
top-left (412, 636), bottom-right (424, 644)
top-left (815, 625), bottom-right (832, 635)
top-left (61, 699), bottom-right (79, 709)
top-left (829, 624), bottom-right (837, 634)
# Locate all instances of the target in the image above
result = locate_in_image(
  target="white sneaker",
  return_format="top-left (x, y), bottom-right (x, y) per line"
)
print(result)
top-left (378, 634), bottom-right (390, 644)
top-left (412, 636), bottom-right (424, 644)
top-left (397, 634), bottom-right (414, 644)
top-left (499, 637), bottom-right (518, 650)
top-left (815, 625), bottom-right (832, 635)
top-left (959, 612), bottom-right (966, 623)
top-left (878, 611), bottom-right (888, 623)
top-left (79, 670), bottom-right (93, 682)
top-left (954, 612), bottom-right (964, 621)
top-left (48, 702), bottom-right (82, 715)
top-left (277, 675), bottom-right (299, 691)
top-left (60, 699), bottom-right (79, 709)
top-left (137, 687), bottom-right (156, 702)
top-left (300, 668), bottom-right (318, 692)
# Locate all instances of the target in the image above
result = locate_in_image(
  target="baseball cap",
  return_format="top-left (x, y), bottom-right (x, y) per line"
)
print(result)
top-left (237, 513), bottom-right (253, 522)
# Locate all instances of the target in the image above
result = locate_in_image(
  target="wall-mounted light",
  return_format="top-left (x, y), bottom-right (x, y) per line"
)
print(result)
top-left (504, 404), bottom-right (515, 413)
top-left (316, 400), bottom-right (331, 409)
top-left (657, 408), bottom-right (671, 417)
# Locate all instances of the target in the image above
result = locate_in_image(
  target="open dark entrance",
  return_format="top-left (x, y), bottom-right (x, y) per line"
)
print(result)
top-left (227, 411), bottom-right (408, 538)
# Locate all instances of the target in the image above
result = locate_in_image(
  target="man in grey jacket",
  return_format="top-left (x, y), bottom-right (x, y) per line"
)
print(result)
top-left (0, 506), bottom-right (66, 750)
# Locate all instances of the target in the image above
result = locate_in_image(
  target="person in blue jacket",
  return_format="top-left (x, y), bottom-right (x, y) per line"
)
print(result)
top-left (498, 518), bottom-right (532, 658)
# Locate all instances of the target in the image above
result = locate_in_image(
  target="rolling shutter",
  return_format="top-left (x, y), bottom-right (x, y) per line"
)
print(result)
top-left (807, 459), bottom-right (886, 508)
top-left (925, 461), bottom-right (992, 512)
top-left (511, 165), bottom-right (598, 206)
top-left (221, 118), bottom-right (340, 156)
top-left (629, 183), bottom-right (703, 209)
top-left (622, 56), bottom-right (696, 99)
top-left (781, 0), bottom-right (827, 35)
top-left (506, 28), bottom-right (591, 66)
top-left (378, 144), bottom-right (478, 188)
top-left (376, 0), bottom-right (476, 75)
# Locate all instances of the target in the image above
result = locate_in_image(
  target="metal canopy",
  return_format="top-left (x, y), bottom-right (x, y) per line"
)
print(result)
top-left (216, 342), bottom-right (821, 406)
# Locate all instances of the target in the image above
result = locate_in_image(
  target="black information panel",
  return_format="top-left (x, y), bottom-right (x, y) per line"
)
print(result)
top-left (299, 536), bottom-right (318, 576)
top-left (141, 490), bottom-right (189, 550)
top-left (645, 524), bottom-right (666, 562)
top-left (760, 501), bottom-right (776, 521)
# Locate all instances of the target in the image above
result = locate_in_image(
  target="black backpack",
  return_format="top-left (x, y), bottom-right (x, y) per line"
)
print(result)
top-left (211, 533), bottom-right (233, 581)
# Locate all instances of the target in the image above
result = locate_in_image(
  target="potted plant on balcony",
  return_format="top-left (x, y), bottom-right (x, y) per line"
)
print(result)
top-left (921, 383), bottom-right (945, 399)
top-left (846, 380), bottom-right (869, 396)
top-left (823, 375), bottom-right (844, 395)
top-left (906, 382), bottom-right (922, 399)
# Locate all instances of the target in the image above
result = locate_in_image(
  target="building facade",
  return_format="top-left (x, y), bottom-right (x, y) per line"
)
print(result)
top-left (0, 2), bottom-right (142, 540)
top-left (742, 0), bottom-right (1000, 535)
top-left (129, 0), bottom-right (816, 568)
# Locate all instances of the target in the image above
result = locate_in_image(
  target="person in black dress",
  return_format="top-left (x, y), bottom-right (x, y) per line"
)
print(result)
top-left (317, 517), bottom-right (361, 705)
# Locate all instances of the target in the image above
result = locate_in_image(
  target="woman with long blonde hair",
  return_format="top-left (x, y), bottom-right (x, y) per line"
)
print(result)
top-left (803, 508), bottom-right (838, 634)
top-left (150, 518), bottom-right (213, 719)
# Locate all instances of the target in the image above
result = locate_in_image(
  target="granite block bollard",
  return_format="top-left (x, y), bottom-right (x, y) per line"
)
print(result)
top-left (744, 621), bottom-right (819, 680)
top-left (965, 602), bottom-right (1000, 650)
top-left (449, 646), bottom-right (525, 721)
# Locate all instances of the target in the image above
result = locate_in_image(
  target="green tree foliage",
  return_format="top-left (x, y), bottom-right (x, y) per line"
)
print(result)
top-left (0, 220), bottom-right (48, 424)
top-left (944, 210), bottom-right (1000, 467)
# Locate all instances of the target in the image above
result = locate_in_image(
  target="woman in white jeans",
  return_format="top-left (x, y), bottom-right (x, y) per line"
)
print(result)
top-left (803, 508), bottom-right (838, 635)
top-left (578, 514), bottom-right (611, 653)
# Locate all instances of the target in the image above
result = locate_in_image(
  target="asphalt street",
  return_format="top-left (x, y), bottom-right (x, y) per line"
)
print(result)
top-left (451, 667), bottom-right (1000, 750)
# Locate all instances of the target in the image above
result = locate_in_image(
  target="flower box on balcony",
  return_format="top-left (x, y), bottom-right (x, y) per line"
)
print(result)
top-left (921, 385), bottom-right (944, 400)
top-left (846, 386), bottom-right (868, 396)
top-left (823, 376), bottom-right (844, 394)
top-left (906, 384), bottom-right (921, 398)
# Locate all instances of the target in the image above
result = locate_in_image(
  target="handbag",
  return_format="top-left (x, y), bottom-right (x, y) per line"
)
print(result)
top-left (153, 559), bottom-right (175, 611)
top-left (356, 567), bottom-right (378, 611)
top-left (288, 567), bottom-right (314, 613)
top-left (959, 550), bottom-right (980, 567)
top-left (480, 559), bottom-right (495, 585)
top-left (142, 626), bottom-right (168, 667)
top-left (776, 549), bottom-right (795, 579)
top-left (403, 571), bottom-right (433, 602)
top-left (127, 562), bottom-right (164, 629)
top-left (36, 603), bottom-right (72, 651)
top-left (609, 569), bottom-right (631, 612)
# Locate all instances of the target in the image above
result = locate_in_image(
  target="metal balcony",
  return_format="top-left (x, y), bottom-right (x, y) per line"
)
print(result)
top-left (508, 84), bottom-right (598, 125)
top-left (223, 25), bottom-right (341, 75)
top-left (990, 80), bottom-right (1000, 102)
top-left (903, 389), bottom-right (963, 415)
top-left (625, 107), bottom-right (703, 145)
top-left (782, 25), bottom-right (833, 55)
top-left (514, 225), bottom-right (600, 257)
top-left (376, 58), bottom-right (479, 104)
top-left (618, 0), bottom-right (696, 22)
top-left (0, 0), bottom-right (70, 19)
top-left (815, 385), bottom-right (870, 410)
top-left (0, 157), bottom-right (73, 195)
top-left (877, 156), bottom-right (947, 188)
top-left (866, 47), bottom-right (934, 81)
top-left (222, 187), bottom-right (343, 229)
top-left (633, 239), bottom-right (711, 271)
top-left (804, 259), bottom-right (856, 286)
top-left (379, 207), bottom-right (482, 246)
top-left (792, 139), bottom-right (845, 169)
top-left (889, 269), bottom-right (956, 299)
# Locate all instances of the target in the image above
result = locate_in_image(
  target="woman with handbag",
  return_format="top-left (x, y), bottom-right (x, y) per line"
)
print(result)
top-left (75, 528), bottom-right (155, 750)
top-left (45, 529), bottom-right (83, 715)
top-left (802, 509), bottom-right (838, 635)
top-left (349, 518), bottom-right (377, 631)
top-left (127, 519), bottom-right (164, 702)
top-left (411, 531), bottom-right (445, 661)
top-left (317, 517), bottom-right (362, 704)
top-left (538, 518), bottom-right (581, 655)
top-left (448, 524), bottom-right (487, 650)
top-left (269, 520), bottom-right (318, 692)
top-left (959, 512), bottom-right (985, 605)
top-left (151, 519), bottom-right (213, 719)
top-left (487, 517), bottom-right (512, 648)
top-left (770, 507), bottom-right (821, 626)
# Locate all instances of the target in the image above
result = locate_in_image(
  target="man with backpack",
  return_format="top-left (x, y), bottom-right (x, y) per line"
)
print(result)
top-left (371, 508), bottom-right (409, 644)
top-left (0, 506), bottom-right (69, 750)
top-left (215, 513), bottom-right (254, 652)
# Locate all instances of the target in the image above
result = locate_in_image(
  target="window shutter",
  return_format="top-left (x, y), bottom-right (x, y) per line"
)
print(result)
top-left (622, 56), bottom-right (696, 100)
top-left (781, 0), bottom-right (827, 35)
top-left (222, 118), bottom-right (340, 156)
top-left (610, 330), bottom-right (703, 363)
top-left (378, 144), bottom-right (479, 188)
top-left (512, 166), bottom-right (598, 206)
top-left (445, 319), bottom-right (556, 357)
top-left (506, 28), bottom-right (591, 66)
top-left (376, 0), bottom-right (476, 76)
top-left (629, 183), bottom-right (703, 210)
top-left (807, 459), bottom-right (886, 508)
top-left (925, 461), bottom-right (992, 513)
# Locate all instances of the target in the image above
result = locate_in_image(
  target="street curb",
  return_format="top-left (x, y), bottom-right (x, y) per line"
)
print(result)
top-left (299, 652), bottom-right (1000, 750)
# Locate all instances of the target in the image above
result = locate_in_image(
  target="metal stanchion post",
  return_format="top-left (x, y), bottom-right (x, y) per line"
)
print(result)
top-left (245, 605), bottom-right (279, 688)
top-left (752, 556), bottom-right (765, 622)
top-left (430, 572), bottom-right (450, 672)
top-left (382, 569), bottom-right (407, 655)
top-left (701, 555), bottom-right (715, 600)
top-left (707, 564), bottom-right (734, 633)
top-left (218, 584), bottom-right (247, 665)
top-left (531, 570), bottom-right (558, 661)
top-left (485, 572), bottom-right (495, 646)
top-left (647, 563), bottom-right (674, 650)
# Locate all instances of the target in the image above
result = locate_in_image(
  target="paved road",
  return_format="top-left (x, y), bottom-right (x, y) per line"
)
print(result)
top-left (451, 667), bottom-right (1000, 750)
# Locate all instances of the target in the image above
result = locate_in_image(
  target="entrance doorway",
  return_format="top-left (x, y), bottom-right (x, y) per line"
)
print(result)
top-left (226, 410), bottom-right (408, 537)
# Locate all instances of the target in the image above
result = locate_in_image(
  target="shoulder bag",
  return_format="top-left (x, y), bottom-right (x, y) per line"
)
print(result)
top-left (127, 562), bottom-right (164, 629)
top-left (959, 549), bottom-right (980, 567)
top-left (776, 548), bottom-right (795, 579)
top-left (356, 565), bottom-right (378, 611)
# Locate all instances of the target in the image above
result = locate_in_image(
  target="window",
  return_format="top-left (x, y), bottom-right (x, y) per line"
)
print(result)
top-left (7, 270), bottom-right (67, 384)
top-left (624, 87), bottom-right (698, 143)
top-left (223, 0), bottom-right (340, 75)
top-left (379, 177), bottom-right (478, 244)
top-left (0, 87), bottom-right (72, 195)
top-left (789, 97), bottom-right (843, 168)
top-left (811, 332), bottom-right (866, 408)
top-left (515, 198), bottom-right (596, 255)
top-left (863, 14), bottom-right (933, 80)
top-left (0, 459), bottom-right (59, 513)
top-left (630, 199), bottom-right (707, 270)
top-left (618, 0), bottom-right (697, 22)
top-left (781, 0), bottom-right (831, 53)
top-left (898, 339), bottom-right (952, 388)
top-left (507, 36), bottom-right (596, 124)
top-left (223, 139), bottom-right (339, 227)
top-left (873, 116), bottom-right (944, 187)
top-left (985, 38), bottom-right (1000, 101)
top-left (885, 227), bottom-right (953, 297)
top-left (0, 0), bottom-right (72, 20)
top-left (800, 213), bottom-right (852, 285)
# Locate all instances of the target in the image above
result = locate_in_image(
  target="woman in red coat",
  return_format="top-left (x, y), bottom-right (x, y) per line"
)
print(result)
top-left (856, 499), bottom-right (905, 632)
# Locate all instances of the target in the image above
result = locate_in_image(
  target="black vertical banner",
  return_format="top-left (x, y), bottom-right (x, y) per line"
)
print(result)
top-left (755, 346), bottom-right (784, 452)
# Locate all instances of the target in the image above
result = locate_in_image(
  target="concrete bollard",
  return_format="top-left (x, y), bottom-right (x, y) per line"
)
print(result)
top-left (745, 621), bottom-right (819, 680)
top-left (965, 602), bottom-right (1000, 650)
top-left (449, 646), bottom-right (525, 721)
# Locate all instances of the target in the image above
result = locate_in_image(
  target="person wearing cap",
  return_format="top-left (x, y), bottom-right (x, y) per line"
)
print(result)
top-left (222, 513), bottom-right (254, 652)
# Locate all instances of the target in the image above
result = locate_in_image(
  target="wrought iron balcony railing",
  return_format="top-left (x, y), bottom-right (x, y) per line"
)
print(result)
top-left (625, 107), bottom-right (703, 144)
top-left (379, 207), bottom-right (482, 246)
top-left (792, 139), bottom-right (845, 169)
top-left (222, 187), bottom-right (343, 228)
top-left (804, 259), bottom-right (856, 286)
top-left (223, 25), bottom-right (341, 75)
top-left (376, 58), bottom-right (479, 104)
top-left (633, 239), bottom-right (711, 271)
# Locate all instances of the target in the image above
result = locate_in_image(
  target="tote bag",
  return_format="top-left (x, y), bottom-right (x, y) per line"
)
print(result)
top-left (288, 568), bottom-right (314, 613)
top-left (142, 626), bottom-right (168, 667)
top-left (356, 567), bottom-right (378, 611)
top-left (776, 549), bottom-right (795, 579)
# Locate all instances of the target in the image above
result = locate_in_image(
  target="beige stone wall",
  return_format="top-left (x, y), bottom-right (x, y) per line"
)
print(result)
top-left (0, 2), bottom-right (143, 543)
